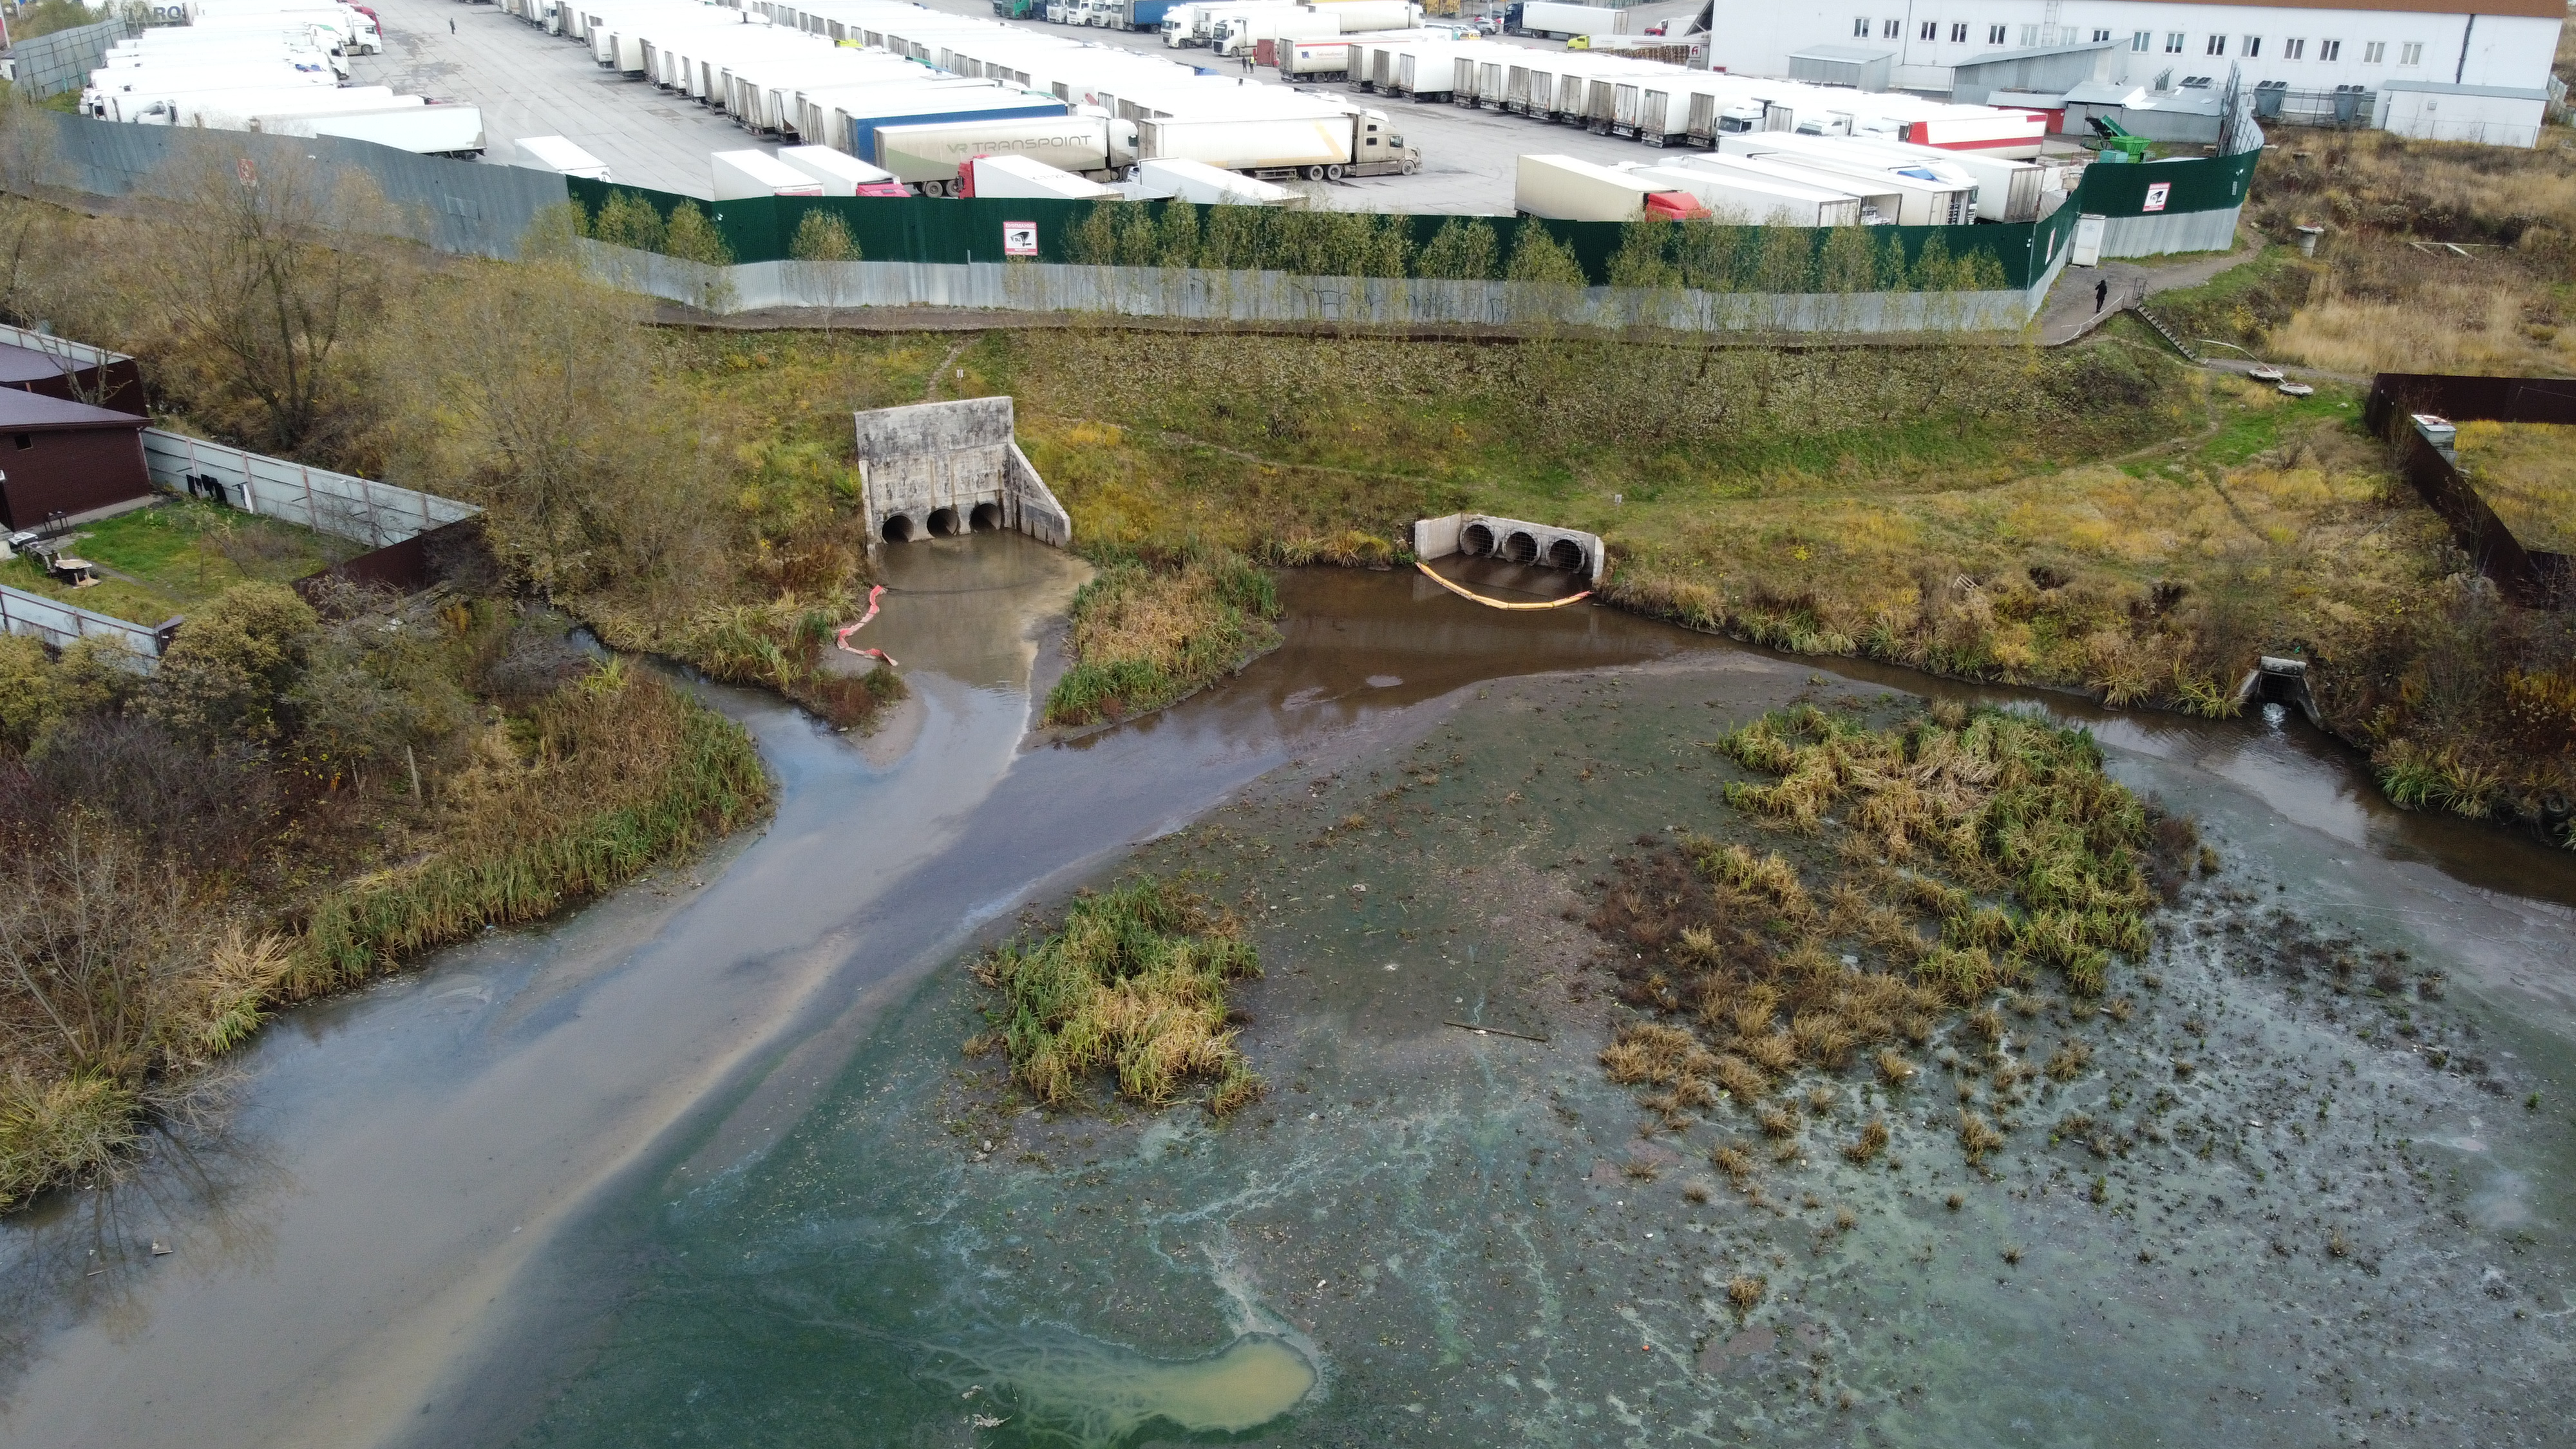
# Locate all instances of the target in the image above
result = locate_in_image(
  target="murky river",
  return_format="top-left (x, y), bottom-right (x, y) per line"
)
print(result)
top-left (1, 536), bottom-right (2570, 1448)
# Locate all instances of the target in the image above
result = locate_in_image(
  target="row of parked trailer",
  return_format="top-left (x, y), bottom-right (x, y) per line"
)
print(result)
top-left (77, 0), bottom-right (488, 155)
top-left (502, 0), bottom-right (1423, 193)
top-left (1515, 129), bottom-right (2076, 227)
top-left (1348, 35), bottom-right (2049, 159)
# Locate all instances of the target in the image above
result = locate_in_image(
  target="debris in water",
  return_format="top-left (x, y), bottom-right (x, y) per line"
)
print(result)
top-left (833, 585), bottom-right (887, 654)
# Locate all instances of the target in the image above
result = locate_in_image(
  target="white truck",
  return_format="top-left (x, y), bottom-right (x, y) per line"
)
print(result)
top-left (873, 113), bottom-right (1139, 195)
top-left (1137, 106), bottom-right (1416, 181)
top-left (1516, 153), bottom-right (1700, 222)
top-left (1510, 2), bottom-right (1628, 40)
top-left (256, 103), bottom-right (486, 156)
top-left (513, 134), bottom-right (612, 182)
top-left (960, 153), bottom-right (1118, 198)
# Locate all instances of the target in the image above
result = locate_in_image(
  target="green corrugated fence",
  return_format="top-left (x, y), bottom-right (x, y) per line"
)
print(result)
top-left (564, 147), bottom-right (2228, 291)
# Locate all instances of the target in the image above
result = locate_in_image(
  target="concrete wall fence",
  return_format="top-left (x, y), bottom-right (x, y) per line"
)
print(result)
top-left (19, 110), bottom-right (2248, 330)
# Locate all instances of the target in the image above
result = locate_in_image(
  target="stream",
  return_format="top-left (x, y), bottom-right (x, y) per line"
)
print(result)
top-left (1, 535), bottom-right (2570, 1448)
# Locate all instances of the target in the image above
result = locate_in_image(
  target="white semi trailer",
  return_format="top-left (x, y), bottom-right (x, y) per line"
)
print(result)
top-left (960, 153), bottom-right (1117, 198)
top-left (256, 104), bottom-right (486, 156)
top-left (83, 68), bottom-right (339, 122)
top-left (1622, 163), bottom-right (1861, 227)
top-left (1137, 106), bottom-right (1415, 181)
top-left (775, 144), bottom-right (899, 193)
top-left (1711, 136), bottom-right (1975, 225)
top-left (175, 84), bottom-right (399, 127)
top-left (513, 134), bottom-right (613, 181)
top-left (872, 113), bottom-right (1137, 194)
top-left (1135, 155), bottom-right (1295, 204)
top-left (1515, 153), bottom-right (1698, 222)
top-left (712, 149), bottom-right (828, 198)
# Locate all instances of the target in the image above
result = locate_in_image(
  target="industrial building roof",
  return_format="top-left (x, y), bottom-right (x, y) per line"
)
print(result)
top-left (0, 390), bottom-right (147, 431)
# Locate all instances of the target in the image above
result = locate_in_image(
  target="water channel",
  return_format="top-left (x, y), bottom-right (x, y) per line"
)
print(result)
top-left (1, 535), bottom-right (2570, 1447)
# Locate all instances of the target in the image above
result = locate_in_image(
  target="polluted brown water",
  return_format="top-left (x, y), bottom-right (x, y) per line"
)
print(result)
top-left (1, 551), bottom-right (2572, 1448)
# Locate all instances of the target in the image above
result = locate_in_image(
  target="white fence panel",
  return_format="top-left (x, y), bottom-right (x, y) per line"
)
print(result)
top-left (140, 430), bottom-right (479, 549)
top-left (0, 584), bottom-right (164, 661)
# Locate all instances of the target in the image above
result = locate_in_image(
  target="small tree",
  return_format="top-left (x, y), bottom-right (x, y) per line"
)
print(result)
top-left (787, 208), bottom-right (861, 329)
top-left (1415, 216), bottom-right (1499, 280)
top-left (158, 149), bottom-right (391, 453)
top-left (1503, 221), bottom-right (1586, 326)
top-left (588, 191), bottom-right (666, 252)
top-left (660, 202), bottom-right (735, 313)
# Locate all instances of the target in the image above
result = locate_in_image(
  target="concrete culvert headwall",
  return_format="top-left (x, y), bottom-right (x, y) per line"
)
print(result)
top-left (1414, 513), bottom-right (1607, 584)
top-left (853, 397), bottom-right (1072, 550)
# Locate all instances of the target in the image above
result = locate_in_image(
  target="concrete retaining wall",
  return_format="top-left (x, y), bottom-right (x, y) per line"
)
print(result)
top-left (853, 397), bottom-right (1070, 549)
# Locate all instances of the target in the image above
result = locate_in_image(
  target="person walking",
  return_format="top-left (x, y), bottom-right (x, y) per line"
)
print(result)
top-left (1241, 48), bottom-right (1252, 74)
top-left (2093, 276), bottom-right (2108, 312)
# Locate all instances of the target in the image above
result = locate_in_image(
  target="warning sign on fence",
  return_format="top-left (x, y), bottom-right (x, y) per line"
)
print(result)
top-left (2142, 182), bottom-right (2171, 213)
top-left (1002, 221), bottom-right (1038, 257)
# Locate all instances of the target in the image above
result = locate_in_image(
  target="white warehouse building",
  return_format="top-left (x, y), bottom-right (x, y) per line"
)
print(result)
top-left (1691, 0), bottom-right (2562, 144)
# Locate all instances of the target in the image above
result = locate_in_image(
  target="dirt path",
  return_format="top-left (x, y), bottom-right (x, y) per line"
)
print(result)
top-left (2035, 232), bottom-right (2269, 347)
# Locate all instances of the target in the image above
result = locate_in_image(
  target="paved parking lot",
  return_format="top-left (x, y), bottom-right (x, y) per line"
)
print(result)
top-left (359, 0), bottom-right (1717, 209)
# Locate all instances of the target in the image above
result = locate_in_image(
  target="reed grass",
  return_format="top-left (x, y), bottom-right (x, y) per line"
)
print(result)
top-left (1045, 550), bottom-right (1281, 727)
top-left (971, 876), bottom-right (1263, 1116)
top-left (1589, 704), bottom-right (2173, 1170)
top-left (294, 668), bottom-right (769, 996)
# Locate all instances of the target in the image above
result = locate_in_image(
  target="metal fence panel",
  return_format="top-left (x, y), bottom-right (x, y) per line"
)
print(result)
top-left (141, 429), bottom-right (478, 547)
top-left (0, 583), bottom-right (164, 659)
top-left (590, 240), bottom-right (2066, 334)
top-left (38, 112), bottom-right (570, 260)
top-left (9, 17), bottom-right (135, 100)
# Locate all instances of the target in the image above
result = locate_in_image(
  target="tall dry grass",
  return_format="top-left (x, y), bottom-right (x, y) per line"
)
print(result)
top-left (2245, 131), bottom-right (2576, 375)
top-left (1045, 550), bottom-right (1282, 726)
top-left (295, 663), bottom-right (769, 995)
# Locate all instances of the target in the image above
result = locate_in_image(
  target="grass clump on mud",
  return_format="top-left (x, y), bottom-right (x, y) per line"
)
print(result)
top-left (971, 876), bottom-right (1264, 1117)
top-left (1045, 551), bottom-right (1281, 727)
top-left (1592, 701), bottom-right (2192, 1158)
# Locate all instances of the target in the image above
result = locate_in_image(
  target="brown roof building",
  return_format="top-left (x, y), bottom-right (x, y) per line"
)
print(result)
top-left (0, 391), bottom-right (152, 533)
top-left (0, 339), bottom-right (146, 418)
